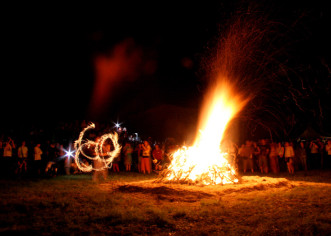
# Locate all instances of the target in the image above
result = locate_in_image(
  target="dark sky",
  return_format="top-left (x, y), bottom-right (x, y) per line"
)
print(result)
top-left (2, 1), bottom-right (330, 141)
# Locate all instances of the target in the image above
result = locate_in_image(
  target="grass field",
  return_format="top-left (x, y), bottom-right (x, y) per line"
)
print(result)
top-left (1, 170), bottom-right (330, 235)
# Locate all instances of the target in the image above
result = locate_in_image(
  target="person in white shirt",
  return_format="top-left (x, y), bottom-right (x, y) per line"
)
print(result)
top-left (34, 143), bottom-right (43, 175)
top-left (2, 137), bottom-right (15, 176)
top-left (141, 141), bottom-right (151, 174)
top-left (3, 137), bottom-right (15, 157)
top-left (16, 141), bottom-right (28, 174)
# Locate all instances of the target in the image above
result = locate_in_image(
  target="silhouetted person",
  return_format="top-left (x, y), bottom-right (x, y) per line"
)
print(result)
top-left (34, 143), bottom-right (43, 175)
top-left (16, 141), bottom-right (28, 175)
top-left (284, 142), bottom-right (295, 174)
top-left (141, 140), bottom-right (151, 174)
top-left (296, 141), bottom-right (307, 171)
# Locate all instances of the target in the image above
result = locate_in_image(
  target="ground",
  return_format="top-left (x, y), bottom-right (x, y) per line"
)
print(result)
top-left (0, 170), bottom-right (330, 235)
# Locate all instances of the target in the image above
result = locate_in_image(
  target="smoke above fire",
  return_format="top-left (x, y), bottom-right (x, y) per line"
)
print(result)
top-left (89, 38), bottom-right (157, 119)
top-left (158, 10), bottom-right (277, 185)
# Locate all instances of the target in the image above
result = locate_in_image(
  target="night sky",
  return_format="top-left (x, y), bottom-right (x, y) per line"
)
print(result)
top-left (2, 1), bottom-right (330, 142)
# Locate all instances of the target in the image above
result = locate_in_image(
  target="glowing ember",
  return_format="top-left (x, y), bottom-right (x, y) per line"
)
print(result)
top-left (74, 123), bottom-right (121, 172)
top-left (160, 81), bottom-right (246, 185)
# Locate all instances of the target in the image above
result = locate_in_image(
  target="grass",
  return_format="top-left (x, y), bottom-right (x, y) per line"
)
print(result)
top-left (0, 170), bottom-right (331, 235)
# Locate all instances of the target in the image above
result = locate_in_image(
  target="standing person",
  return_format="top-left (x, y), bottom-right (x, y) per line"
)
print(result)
top-left (135, 143), bottom-right (143, 172)
top-left (152, 144), bottom-right (163, 171)
top-left (141, 140), bottom-right (151, 174)
top-left (316, 138), bottom-right (324, 169)
top-left (325, 140), bottom-right (331, 169)
top-left (278, 142), bottom-right (286, 172)
top-left (45, 143), bottom-right (59, 176)
top-left (269, 142), bottom-right (280, 173)
top-left (296, 141), bottom-right (308, 171)
top-left (112, 150), bottom-right (120, 173)
top-left (258, 139), bottom-right (270, 174)
top-left (252, 142), bottom-right (260, 172)
top-left (3, 137), bottom-right (15, 157)
top-left (309, 140), bottom-right (320, 169)
top-left (284, 142), bottom-right (295, 174)
top-left (34, 143), bottom-right (43, 176)
top-left (16, 141), bottom-right (28, 175)
top-left (238, 141), bottom-right (254, 173)
top-left (123, 142), bottom-right (133, 172)
top-left (64, 143), bottom-right (76, 175)
top-left (228, 141), bottom-right (238, 170)
top-left (92, 137), bottom-right (109, 181)
top-left (3, 137), bottom-right (15, 176)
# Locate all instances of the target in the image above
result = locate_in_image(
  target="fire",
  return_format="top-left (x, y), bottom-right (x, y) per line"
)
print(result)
top-left (74, 123), bottom-right (121, 172)
top-left (161, 80), bottom-right (246, 185)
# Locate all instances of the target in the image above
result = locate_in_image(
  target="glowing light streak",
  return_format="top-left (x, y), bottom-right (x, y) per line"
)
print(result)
top-left (74, 123), bottom-right (121, 172)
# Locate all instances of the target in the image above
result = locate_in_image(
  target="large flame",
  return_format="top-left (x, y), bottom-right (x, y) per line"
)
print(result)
top-left (161, 80), bottom-right (246, 185)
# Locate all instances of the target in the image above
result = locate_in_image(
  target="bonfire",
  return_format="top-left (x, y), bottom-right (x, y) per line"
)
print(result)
top-left (159, 81), bottom-right (246, 185)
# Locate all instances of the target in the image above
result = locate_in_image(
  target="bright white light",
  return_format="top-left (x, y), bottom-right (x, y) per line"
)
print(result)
top-left (64, 147), bottom-right (75, 158)
top-left (113, 122), bottom-right (121, 129)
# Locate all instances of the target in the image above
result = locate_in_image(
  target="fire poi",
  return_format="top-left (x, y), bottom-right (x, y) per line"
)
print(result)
top-left (74, 123), bottom-right (121, 172)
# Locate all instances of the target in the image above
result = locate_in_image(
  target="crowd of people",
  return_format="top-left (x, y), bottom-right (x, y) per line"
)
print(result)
top-left (1, 120), bottom-right (330, 179)
top-left (0, 120), bottom-right (178, 179)
top-left (232, 138), bottom-right (331, 174)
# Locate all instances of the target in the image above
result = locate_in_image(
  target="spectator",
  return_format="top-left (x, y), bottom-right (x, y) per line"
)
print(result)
top-left (296, 141), bottom-right (308, 171)
top-left (228, 141), bottom-right (238, 170)
top-left (277, 142), bottom-right (286, 172)
top-left (284, 142), bottom-right (295, 174)
top-left (152, 144), bottom-right (163, 171)
top-left (325, 140), bottom-right (331, 169)
top-left (0, 135), bottom-right (4, 157)
top-left (16, 141), bottom-right (28, 175)
top-left (238, 141), bottom-right (254, 173)
top-left (135, 143), bottom-right (143, 172)
top-left (309, 140), bottom-right (320, 169)
top-left (3, 137), bottom-right (16, 176)
top-left (112, 151), bottom-right (120, 173)
top-left (141, 140), bottom-right (151, 174)
top-left (34, 143), bottom-right (43, 175)
top-left (123, 142), bottom-right (133, 172)
top-left (252, 142), bottom-right (260, 172)
top-left (45, 143), bottom-right (59, 176)
top-left (316, 138), bottom-right (324, 168)
top-left (258, 139), bottom-right (269, 174)
top-left (269, 142), bottom-right (280, 173)
top-left (3, 137), bottom-right (15, 157)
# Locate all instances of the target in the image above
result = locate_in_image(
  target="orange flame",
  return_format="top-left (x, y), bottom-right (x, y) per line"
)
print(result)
top-left (162, 79), bottom-right (246, 185)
